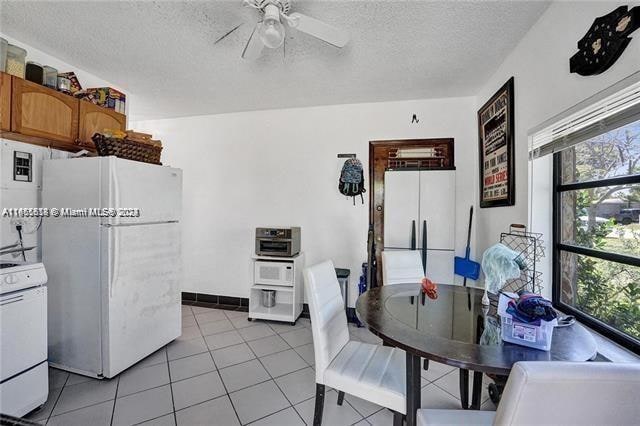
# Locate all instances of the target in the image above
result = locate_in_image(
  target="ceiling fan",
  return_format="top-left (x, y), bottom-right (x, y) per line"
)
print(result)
top-left (241, 0), bottom-right (349, 59)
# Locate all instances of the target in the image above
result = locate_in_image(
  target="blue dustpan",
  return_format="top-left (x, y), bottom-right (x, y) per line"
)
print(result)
top-left (455, 206), bottom-right (481, 281)
top-left (455, 247), bottom-right (481, 280)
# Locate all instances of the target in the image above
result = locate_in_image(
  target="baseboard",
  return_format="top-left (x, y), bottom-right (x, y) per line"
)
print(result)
top-left (300, 304), bottom-right (358, 323)
top-left (346, 307), bottom-right (359, 323)
top-left (182, 292), bottom-right (358, 323)
top-left (181, 292), bottom-right (249, 312)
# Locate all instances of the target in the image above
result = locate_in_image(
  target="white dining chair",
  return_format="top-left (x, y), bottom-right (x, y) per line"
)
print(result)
top-left (381, 249), bottom-right (431, 372)
top-left (417, 361), bottom-right (640, 426)
top-left (382, 250), bottom-right (424, 285)
top-left (304, 260), bottom-right (406, 426)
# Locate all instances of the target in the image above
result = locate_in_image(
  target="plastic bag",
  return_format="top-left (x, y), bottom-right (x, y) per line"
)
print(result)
top-left (479, 316), bottom-right (502, 346)
top-left (481, 243), bottom-right (522, 293)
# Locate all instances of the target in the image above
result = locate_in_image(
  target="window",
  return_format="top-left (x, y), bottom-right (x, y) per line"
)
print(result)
top-left (553, 118), bottom-right (640, 353)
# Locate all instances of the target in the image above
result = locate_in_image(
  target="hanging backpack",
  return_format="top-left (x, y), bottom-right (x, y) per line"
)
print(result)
top-left (338, 158), bottom-right (366, 205)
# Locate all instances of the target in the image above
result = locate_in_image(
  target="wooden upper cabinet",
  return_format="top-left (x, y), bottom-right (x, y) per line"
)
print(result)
top-left (1, 73), bottom-right (127, 152)
top-left (11, 77), bottom-right (79, 144)
top-left (0, 73), bottom-right (11, 131)
top-left (78, 101), bottom-right (126, 146)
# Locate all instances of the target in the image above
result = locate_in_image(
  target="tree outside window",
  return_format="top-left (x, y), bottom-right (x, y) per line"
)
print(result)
top-left (556, 119), bottom-right (640, 347)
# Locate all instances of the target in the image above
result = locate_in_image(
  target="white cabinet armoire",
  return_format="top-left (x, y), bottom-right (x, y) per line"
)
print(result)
top-left (383, 170), bottom-right (456, 284)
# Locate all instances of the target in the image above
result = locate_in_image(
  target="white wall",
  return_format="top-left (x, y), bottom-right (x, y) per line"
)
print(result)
top-left (133, 96), bottom-right (478, 306)
top-left (474, 1), bottom-right (640, 296)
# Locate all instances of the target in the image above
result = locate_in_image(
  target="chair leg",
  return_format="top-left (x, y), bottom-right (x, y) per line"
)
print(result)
top-left (313, 384), bottom-right (325, 426)
top-left (337, 391), bottom-right (345, 406)
top-left (393, 411), bottom-right (403, 426)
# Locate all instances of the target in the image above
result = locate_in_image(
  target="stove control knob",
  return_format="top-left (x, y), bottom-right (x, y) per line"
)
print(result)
top-left (4, 274), bottom-right (18, 285)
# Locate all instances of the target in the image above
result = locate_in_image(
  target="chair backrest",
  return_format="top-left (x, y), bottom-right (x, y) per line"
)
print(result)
top-left (494, 361), bottom-right (640, 425)
top-left (303, 260), bottom-right (350, 385)
top-left (382, 250), bottom-right (424, 285)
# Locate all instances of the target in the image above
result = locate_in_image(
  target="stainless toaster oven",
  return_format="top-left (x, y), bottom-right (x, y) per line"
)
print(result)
top-left (255, 227), bottom-right (301, 257)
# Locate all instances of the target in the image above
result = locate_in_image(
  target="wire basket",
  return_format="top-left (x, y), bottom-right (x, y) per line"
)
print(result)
top-left (92, 133), bottom-right (162, 165)
top-left (489, 224), bottom-right (545, 307)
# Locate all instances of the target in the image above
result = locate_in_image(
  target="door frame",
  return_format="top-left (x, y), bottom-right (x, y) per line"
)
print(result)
top-left (368, 138), bottom-right (454, 286)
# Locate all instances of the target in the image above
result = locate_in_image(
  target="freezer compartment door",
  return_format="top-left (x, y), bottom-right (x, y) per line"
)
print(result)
top-left (384, 170), bottom-right (420, 249)
top-left (419, 170), bottom-right (455, 250)
top-left (101, 222), bottom-right (181, 377)
top-left (101, 157), bottom-right (182, 225)
top-left (425, 250), bottom-right (455, 285)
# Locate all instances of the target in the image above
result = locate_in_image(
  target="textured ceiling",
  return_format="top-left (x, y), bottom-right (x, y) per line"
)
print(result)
top-left (0, 1), bottom-right (550, 121)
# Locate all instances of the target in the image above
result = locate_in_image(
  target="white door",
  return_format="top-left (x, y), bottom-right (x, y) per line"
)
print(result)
top-left (101, 157), bottom-right (182, 225)
top-left (384, 171), bottom-right (419, 249)
top-left (419, 171), bottom-right (455, 250)
top-left (425, 249), bottom-right (455, 285)
top-left (101, 222), bottom-right (181, 377)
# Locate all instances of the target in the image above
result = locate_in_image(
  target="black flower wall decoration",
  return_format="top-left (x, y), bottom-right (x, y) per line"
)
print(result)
top-left (570, 6), bottom-right (639, 76)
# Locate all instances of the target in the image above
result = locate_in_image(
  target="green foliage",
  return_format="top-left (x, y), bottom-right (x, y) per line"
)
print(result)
top-left (563, 121), bottom-right (640, 342)
top-left (573, 194), bottom-right (640, 341)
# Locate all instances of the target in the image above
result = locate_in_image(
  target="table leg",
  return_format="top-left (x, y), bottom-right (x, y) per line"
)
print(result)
top-left (405, 352), bottom-right (421, 426)
top-left (459, 369), bottom-right (469, 409)
top-left (471, 371), bottom-right (483, 409)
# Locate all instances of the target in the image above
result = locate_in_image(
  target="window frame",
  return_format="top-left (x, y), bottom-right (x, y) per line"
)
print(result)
top-left (552, 154), bottom-right (640, 355)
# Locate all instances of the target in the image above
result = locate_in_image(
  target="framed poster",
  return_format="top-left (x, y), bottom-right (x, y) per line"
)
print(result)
top-left (478, 77), bottom-right (515, 208)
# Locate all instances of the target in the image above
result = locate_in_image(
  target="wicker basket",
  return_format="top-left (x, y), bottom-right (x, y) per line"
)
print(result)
top-left (92, 133), bottom-right (162, 165)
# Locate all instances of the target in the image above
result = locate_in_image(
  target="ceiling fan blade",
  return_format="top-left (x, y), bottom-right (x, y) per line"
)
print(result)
top-left (215, 24), bottom-right (242, 45)
top-left (242, 22), bottom-right (264, 60)
top-left (287, 12), bottom-right (349, 48)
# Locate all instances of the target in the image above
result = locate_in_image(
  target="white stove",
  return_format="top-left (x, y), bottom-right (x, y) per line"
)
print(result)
top-left (0, 262), bottom-right (48, 295)
top-left (0, 262), bottom-right (48, 417)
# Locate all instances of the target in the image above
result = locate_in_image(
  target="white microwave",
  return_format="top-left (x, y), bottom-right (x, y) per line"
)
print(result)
top-left (254, 260), bottom-right (294, 287)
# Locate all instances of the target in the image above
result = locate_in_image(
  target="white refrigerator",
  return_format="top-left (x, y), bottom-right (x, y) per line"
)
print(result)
top-left (42, 156), bottom-right (182, 378)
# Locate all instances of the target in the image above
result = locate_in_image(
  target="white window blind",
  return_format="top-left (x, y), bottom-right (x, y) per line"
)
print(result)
top-left (530, 77), bottom-right (640, 159)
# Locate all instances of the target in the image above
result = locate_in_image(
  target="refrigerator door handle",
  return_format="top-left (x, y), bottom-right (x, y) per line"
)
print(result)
top-left (110, 159), bottom-right (121, 211)
top-left (421, 220), bottom-right (427, 275)
top-left (110, 227), bottom-right (120, 298)
top-left (410, 220), bottom-right (416, 250)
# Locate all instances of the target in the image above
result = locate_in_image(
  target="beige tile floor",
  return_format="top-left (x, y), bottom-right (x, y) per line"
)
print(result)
top-left (26, 304), bottom-right (496, 425)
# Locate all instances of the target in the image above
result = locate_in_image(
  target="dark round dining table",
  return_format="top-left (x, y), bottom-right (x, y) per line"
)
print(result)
top-left (355, 283), bottom-right (598, 426)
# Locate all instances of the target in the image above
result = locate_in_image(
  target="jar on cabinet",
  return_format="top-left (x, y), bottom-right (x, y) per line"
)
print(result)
top-left (25, 62), bottom-right (44, 84)
top-left (43, 66), bottom-right (58, 89)
top-left (57, 76), bottom-right (71, 94)
top-left (0, 38), bottom-right (8, 73)
top-left (5, 44), bottom-right (27, 78)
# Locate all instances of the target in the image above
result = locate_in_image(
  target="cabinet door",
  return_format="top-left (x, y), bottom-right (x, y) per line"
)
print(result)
top-left (78, 101), bottom-right (126, 146)
top-left (384, 171), bottom-right (419, 249)
top-left (11, 78), bottom-right (79, 144)
top-left (0, 73), bottom-right (11, 131)
top-left (425, 249), bottom-right (454, 284)
top-left (419, 170), bottom-right (455, 250)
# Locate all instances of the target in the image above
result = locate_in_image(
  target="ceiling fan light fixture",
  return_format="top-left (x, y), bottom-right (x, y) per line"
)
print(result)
top-left (259, 4), bottom-right (285, 48)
